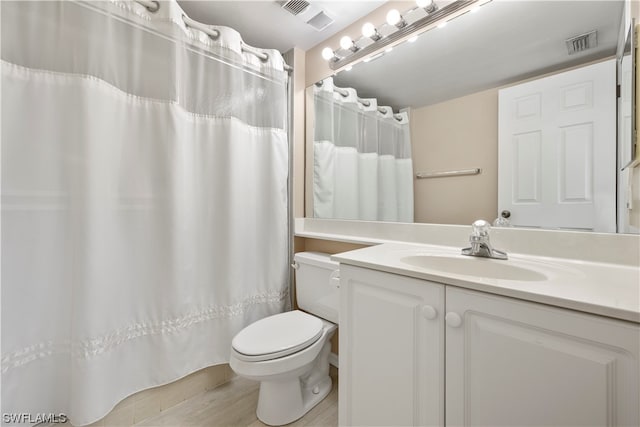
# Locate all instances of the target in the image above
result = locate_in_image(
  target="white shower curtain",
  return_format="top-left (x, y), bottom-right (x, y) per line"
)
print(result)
top-left (312, 78), bottom-right (414, 222)
top-left (1, 1), bottom-right (289, 425)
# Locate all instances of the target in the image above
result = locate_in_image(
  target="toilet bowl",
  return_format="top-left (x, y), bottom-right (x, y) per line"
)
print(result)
top-left (229, 252), bottom-right (339, 426)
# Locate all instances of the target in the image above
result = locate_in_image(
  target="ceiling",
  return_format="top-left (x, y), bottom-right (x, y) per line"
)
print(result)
top-left (178, 1), bottom-right (387, 52)
top-left (332, 0), bottom-right (625, 109)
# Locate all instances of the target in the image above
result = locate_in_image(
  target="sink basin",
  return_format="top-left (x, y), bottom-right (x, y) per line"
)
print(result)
top-left (400, 254), bottom-right (548, 282)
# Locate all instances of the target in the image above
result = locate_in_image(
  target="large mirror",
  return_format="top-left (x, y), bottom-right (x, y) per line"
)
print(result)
top-left (306, 0), bottom-right (639, 233)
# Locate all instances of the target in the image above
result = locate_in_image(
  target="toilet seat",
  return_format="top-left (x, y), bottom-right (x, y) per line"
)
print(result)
top-left (232, 310), bottom-right (323, 362)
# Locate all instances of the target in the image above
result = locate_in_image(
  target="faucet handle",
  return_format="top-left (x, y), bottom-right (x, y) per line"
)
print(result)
top-left (471, 219), bottom-right (491, 237)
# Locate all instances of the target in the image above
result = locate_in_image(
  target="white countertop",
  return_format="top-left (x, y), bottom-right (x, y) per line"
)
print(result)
top-left (332, 242), bottom-right (640, 323)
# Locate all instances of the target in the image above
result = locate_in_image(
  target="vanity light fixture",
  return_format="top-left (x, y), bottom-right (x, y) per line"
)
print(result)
top-left (324, 0), bottom-right (491, 70)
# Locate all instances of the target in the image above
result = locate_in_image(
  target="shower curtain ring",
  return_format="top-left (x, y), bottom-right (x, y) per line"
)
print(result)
top-left (182, 14), bottom-right (220, 40)
top-left (145, 1), bottom-right (160, 13)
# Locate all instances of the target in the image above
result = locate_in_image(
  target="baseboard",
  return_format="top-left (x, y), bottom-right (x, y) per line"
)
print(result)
top-left (329, 352), bottom-right (339, 368)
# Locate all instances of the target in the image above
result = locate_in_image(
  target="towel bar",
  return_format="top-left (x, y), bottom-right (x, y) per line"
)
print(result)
top-left (415, 168), bottom-right (481, 179)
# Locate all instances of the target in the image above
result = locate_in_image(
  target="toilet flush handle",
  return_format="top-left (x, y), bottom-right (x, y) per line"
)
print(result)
top-left (329, 270), bottom-right (340, 289)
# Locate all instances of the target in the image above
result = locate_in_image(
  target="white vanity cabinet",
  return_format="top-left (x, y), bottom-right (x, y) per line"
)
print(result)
top-left (446, 287), bottom-right (640, 426)
top-left (339, 265), bottom-right (445, 426)
top-left (339, 265), bottom-right (640, 426)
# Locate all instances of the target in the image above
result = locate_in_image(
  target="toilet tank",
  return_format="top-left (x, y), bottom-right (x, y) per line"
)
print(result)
top-left (294, 252), bottom-right (339, 324)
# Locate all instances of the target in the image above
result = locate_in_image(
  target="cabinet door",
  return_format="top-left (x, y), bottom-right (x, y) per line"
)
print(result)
top-left (339, 265), bottom-right (445, 426)
top-left (446, 287), bottom-right (640, 426)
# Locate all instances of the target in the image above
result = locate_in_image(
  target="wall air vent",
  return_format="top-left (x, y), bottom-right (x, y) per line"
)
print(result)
top-left (281, 0), bottom-right (311, 16)
top-left (565, 30), bottom-right (597, 55)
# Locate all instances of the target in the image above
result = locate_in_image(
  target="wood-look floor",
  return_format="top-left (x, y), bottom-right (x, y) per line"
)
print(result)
top-left (135, 368), bottom-right (338, 427)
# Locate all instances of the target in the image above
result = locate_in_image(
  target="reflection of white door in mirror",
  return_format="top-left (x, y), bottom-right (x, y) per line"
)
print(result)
top-left (498, 59), bottom-right (616, 232)
top-left (618, 23), bottom-right (638, 234)
top-left (619, 52), bottom-right (633, 231)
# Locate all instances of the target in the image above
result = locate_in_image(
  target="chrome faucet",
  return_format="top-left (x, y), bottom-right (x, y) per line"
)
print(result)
top-left (461, 220), bottom-right (508, 260)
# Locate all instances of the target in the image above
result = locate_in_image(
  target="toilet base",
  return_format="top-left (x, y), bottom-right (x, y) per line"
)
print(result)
top-left (256, 374), bottom-right (332, 426)
top-left (255, 336), bottom-right (334, 426)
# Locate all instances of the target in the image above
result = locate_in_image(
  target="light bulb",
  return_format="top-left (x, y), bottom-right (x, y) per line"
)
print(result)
top-left (340, 36), bottom-right (353, 50)
top-left (321, 47), bottom-right (334, 61)
top-left (417, 0), bottom-right (437, 13)
top-left (437, 21), bottom-right (447, 29)
top-left (408, 36), bottom-right (418, 43)
top-left (386, 9), bottom-right (401, 26)
top-left (385, 47), bottom-right (393, 53)
top-left (345, 66), bottom-right (353, 72)
top-left (362, 22), bottom-right (376, 38)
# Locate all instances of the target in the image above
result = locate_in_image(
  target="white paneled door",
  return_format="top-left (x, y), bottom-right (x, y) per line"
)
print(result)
top-left (499, 59), bottom-right (616, 232)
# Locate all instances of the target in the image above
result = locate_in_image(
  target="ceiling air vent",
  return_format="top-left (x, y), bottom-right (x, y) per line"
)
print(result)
top-left (276, 0), bottom-right (334, 32)
top-left (565, 30), bottom-right (597, 55)
top-left (281, 0), bottom-right (310, 16)
top-left (306, 11), bottom-right (334, 32)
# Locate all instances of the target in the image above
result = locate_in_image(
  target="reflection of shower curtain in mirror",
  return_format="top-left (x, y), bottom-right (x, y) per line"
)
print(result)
top-left (313, 78), bottom-right (414, 222)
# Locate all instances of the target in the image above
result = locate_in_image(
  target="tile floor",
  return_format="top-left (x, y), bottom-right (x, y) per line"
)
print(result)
top-left (135, 368), bottom-right (338, 427)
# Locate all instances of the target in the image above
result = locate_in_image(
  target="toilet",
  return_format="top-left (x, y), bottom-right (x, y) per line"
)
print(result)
top-left (229, 252), bottom-right (339, 426)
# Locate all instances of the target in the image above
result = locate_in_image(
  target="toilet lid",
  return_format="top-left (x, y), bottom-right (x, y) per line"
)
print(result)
top-left (232, 310), bottom-right (323, 361)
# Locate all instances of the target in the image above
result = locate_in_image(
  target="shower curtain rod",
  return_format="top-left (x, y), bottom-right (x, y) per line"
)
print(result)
top-left (135, 0), bottom-right (293, 73)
